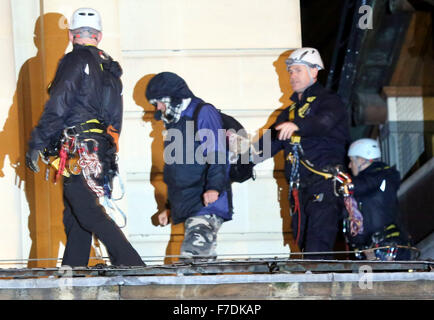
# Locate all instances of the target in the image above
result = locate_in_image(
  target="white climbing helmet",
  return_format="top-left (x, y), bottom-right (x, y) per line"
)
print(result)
top-left (348, 138), bottom-right (382, 160)
top-left (286, 47), bottom-right (324, 70)
top-left (70, 8), bottom-right (102, 31)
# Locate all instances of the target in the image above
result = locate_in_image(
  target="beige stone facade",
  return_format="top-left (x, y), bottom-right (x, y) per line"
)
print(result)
top-left (0, 0), bottom-right (301, 267)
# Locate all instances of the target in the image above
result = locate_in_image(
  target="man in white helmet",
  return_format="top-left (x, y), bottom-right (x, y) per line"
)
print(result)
top-left (344, 138), bottom-right (411, 260)
top-left (254, 48), bottom-right (350, 258)
top-left (25, 8), bottom-right (145, 267)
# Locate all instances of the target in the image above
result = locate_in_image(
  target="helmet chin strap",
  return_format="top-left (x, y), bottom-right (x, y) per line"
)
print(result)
top-left (307, 67), bottom-right (315, 86)
top-left (357, 158), bottom-right (373, 174)
top-left (357, 162), bottom-right (363, 174)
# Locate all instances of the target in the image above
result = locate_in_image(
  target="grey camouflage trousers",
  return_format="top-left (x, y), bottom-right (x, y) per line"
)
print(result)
top-left (180, 214), bottom-right (224, 261)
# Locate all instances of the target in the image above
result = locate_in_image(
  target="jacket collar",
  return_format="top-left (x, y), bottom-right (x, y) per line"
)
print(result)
top-left (73, 43), bottom-right (99, 51)
top-left (362, 161), bottom-right (389, 173)
top-left (290, 81), bottom-right (324, 105)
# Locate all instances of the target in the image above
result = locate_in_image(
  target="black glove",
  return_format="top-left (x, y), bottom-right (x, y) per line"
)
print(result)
top-left (25, 149), bottom-right (41, 173)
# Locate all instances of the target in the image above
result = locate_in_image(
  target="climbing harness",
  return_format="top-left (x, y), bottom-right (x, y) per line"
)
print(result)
top-left (41, 120), bottom-right (127, 228)
top-left (285, 98), bottom-right (319, 245)
top-left (285, 136), bottom-right (364, 246)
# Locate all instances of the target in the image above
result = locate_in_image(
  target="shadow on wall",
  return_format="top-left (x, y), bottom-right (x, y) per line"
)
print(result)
top-left (0, 13), bottom-right (107, 268)
top-left (133, 74), bottom-right (184, 264)
top-left (272, 50), bottom-right (300, 254)
top-left (0, 13), bottom-right (68, 268)
top-left (250, 50), bottom-right (300, 254)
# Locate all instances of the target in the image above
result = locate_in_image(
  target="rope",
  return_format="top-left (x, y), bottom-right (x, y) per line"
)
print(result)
top-left (0, 246), bottom-right (420, 265)
top-left (101, 172), bottom-right (127, 228)
top-left (77, 140), bottom-right (104, 197)
top-left (102, 196), bottom-right (127, 228)
top-left (293, 188), bottom-right (301, 245)
top-left (299, 159), bottom-right (333, 179)
top-left (289, 144), bottom-right (300, 187)
top-left (343, 196), bottom-right (364, 236)
top-left (287, 143), bottom-right (303, 247)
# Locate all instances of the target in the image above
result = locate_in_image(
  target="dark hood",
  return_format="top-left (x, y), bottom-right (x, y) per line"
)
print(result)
top-left (146, 72), bottom-right (195, 101)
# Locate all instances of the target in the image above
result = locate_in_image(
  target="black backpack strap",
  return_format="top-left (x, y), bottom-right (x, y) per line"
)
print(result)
top-left (192, 102), bottom-right (209, 133)
top-left (192, 102), bottom-right (207, 120)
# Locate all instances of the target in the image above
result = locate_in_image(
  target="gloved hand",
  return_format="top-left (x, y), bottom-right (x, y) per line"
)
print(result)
top-left (25, 149), bottom-right (41, 173)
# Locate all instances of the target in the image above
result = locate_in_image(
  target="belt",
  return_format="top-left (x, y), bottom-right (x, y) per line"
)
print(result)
top-left (293, 167), bottom-right (341, 189)
top-left (64, 119), bottom-right (106, 137)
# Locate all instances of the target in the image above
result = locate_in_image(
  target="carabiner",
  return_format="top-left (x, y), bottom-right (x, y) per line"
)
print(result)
top-left (81, 138), bottom-right (99, 154)
top-left (63, 126), bottom-right (77, 139)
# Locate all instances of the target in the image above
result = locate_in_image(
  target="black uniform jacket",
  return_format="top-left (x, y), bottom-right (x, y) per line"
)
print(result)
top-left (28, 44), bottom-right (123, 151)
top-left (349, 161), bottom-right (401, 245)
top-left (256, 82), bottom-right (351, 182)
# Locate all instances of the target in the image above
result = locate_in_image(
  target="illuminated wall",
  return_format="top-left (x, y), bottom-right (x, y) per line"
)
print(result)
top-left (0, 0), bottom-right (301, 267)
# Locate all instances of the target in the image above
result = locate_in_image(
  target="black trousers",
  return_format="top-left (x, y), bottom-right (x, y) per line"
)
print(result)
top-left (291, 179), bottom-right (341, 260)
top-left (61, 136), bottom-right (144, 267)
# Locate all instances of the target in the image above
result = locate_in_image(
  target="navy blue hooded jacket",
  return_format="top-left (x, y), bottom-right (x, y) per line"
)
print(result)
top-left (146, 72), bottom-right (232, 224)
top-left (28, 44), bottom-right (123, 151)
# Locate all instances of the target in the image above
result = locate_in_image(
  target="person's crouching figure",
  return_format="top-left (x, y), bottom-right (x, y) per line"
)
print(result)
top-left (344, 138), bottom-right (412, 261)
